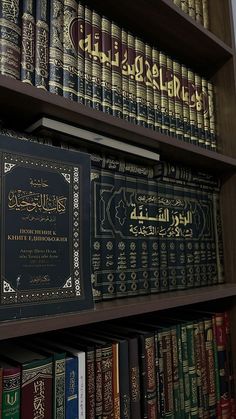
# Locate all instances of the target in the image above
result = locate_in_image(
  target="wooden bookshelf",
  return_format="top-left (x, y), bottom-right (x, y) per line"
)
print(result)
top-left (1, 284), bottom-right (236, 341)
top-left (0, 0), bottom-right (236, 363)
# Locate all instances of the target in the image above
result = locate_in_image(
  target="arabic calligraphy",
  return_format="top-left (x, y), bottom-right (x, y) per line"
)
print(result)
top-left (8, 190), bottom-right (67, 214)
top-left (29, 178), bottom-right (48, 188)
top-left (71, 20), bottom-right (209, 114)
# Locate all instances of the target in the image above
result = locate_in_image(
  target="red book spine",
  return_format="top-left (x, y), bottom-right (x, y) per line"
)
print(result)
top-left (145, 335), bottom-right (158, 419)
top-left (21, 360), bottom-right (53, 419)
top-left (102, 344), bottom-right (114, 418)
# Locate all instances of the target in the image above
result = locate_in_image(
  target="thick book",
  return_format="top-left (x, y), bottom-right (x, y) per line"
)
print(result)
top-left (0, 134), bottom-right (93, 320)
top-left (21, 0), bottom-right (36, 85)
top-left (35, 0), bottom-right (49, 89)
top-left (63, 0), bottom-right (78, 101)
top-left (65, 357), bottom-right (78, 419)
top-left (48, 0), bottom-right (64, 96)
top-left (0, 343), bottom-right (53, 419)
top-left (0, 360), bottom-right (20, 419)
top-left (0, 0), bottom-right (21, 79)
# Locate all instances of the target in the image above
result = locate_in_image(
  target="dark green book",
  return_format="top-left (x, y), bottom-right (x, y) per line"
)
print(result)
top-left (92, 9), bottom-right (102, 111)
top-left (21, 0), bottom-right (36, 85)
top-left (135, 37), bottom-right (146, 127)
top-left (0, 0), bottom-right (21, 79)
top-left (101, 15), bottom-right (112, 114)
top-left (49, 0), bottom-right (64, 95)
top-left (111, 21), bottom-right (123, 119)
top-left (84, 5), bottom-right (93, 107)
top-left (121, 29), bottom-right (130, 122)
top-left (63, 0), bottom-right (78, 101)
top-left (35, 0), bottom-right (49, 90)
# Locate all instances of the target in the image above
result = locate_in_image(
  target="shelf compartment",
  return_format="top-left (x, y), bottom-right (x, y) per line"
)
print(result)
top-left (1, 284), bottom-right (236, 340)
top-left (1, 76), bottom-right (236, 174)
top-left (85, 0), bottom-right (233, 76)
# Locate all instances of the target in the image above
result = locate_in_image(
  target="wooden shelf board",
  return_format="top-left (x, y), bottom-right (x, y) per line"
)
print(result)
top-left (1, 284), bottom-right (236, 340)
top-left (85, 0), bottom-right (233, 76)
top-left (1, 76), bottom-right (236, 174)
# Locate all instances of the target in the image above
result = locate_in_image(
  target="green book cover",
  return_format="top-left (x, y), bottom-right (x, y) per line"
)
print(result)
top-left (63, 0), bottom-right (78, 101)
top-left (49, 0), bottom-right (64, 96)
top-left (1, 361), bottom-right (20, 419)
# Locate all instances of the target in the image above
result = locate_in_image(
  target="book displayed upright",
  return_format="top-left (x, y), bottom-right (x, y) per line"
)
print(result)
top-left (0, 134), bottom-right (93, 320)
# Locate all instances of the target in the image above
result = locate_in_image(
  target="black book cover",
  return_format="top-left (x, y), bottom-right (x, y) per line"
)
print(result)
top-left (0, 135), bottom-right (93, 320)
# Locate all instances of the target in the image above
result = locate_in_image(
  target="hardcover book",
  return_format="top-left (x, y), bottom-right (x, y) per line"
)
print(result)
top-left (0, 134), bottom-right (93, 320)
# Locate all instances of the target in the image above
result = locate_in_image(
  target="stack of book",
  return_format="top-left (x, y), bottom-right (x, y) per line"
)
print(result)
top-left (89, 152), bottom-right (224, 301)
top-left (0, 309), bottom-right (234, 418)
top-left (172, 0), bottom-right (209, 28)
top-left (0, 0), bottom-right (216, 149)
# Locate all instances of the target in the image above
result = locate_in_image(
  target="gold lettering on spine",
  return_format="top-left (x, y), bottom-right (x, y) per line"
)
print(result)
top-left (160, 51), bottom-right (169, 134)
top-left (92, 9), bottom-right (102, 110)
top-left (21, 0), bottom-right (35, 85)
top-left (195, 73), bottom-right (205, 147)
top-left (77, 2), bottom-right (84, 104)
top-left (167, 55), bottom-right (175, 136)
top-left (208, 81), bottom-right (217, 151)
top-left (145, 42), bottom-right (154, 129)
top-left (188, 68), bottom-right (198, 144)
top-left (173, 59), bottom-right (183, 139)
top-left (111, 21), bottom-right (122, 117)
top-left (188, 0), bottom-right (196, 19)
top-left (101, 15), bottom-right (112, 114)
top-left (121, 29), bottom-right (129, 121)
top-left (135, 37), bottom-right (146, 126)
top-left (128, 32), bottom-right (137, 123)
top-left (202, 0), bottom-right (209, 29)
top-left (35, 0), bottom-right (49, 90)
top-left (84, 5), bottom-right (93, 106)
top-left (152, 47), bottom-right (161, 131)
top-left (202, 77), bottom-right (210, 149)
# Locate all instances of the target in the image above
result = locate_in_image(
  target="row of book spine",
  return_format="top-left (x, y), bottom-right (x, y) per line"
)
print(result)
top-left (172, 0), bottom-right (209, 29)
top-left (88, 150), bottom-right (224, 301)
top-left (0, 310), bottom-right (235, 419)
top-left (0, 0), bottom-right (216, 150)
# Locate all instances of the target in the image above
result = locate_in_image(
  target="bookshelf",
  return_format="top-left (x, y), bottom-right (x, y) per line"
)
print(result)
top-left (1, 0), bottom-right (236, 360)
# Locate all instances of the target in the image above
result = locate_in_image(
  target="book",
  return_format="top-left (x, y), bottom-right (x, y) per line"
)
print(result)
top-left (128, 33), bottom-right (137, 124)
top-left (63, 0), bottom-right (78, 101)
top-left (195, 0), bottom-right (203, 25)
top-left (92, 8), bottom-right (102, 111)
top-left (65, 357), bottom-right (78, 419)
top-left (0, 134), bottom-right (93, 320)
top-left (152, 47), bottom-right (162, 132)
top-left (21, 0), bottom-right (36, 85)
top-left (0, 0), bottom-right (21, 79)
top-left (0, 366), bottom-right (2, 418)
top-left (111, 21), bottom-right (123, 119)
top-left (173, 58), bottom-right (184, 140)
top-left (121, 29), bottom-right (130, 122)
top-left (49, 0), bottom-right (64, 96)
top-left (35, 0), bottom-right (49, 90)
top-left (202, 0), bottom-right (209, 29)
top-left (101, 15), bottom-right (112, 114)
top-left (145, 42), bottom-right (155, 130)
top-left (84, 5), bottom-right (93, 107)
top-left (77, 1), bottom-right (85, 104)
top-left (167, 54), bottom-right (176, 137)
top-left (188, 0), bottom-right (196, 19)
top-left (0, 343), bottom-right (53, 419)
top-left (160, 51), bottom-right (170, 135)
top-left (0, 360), bottom-right (20, 419)
top-left (135, 37), bottom-right (146, 127)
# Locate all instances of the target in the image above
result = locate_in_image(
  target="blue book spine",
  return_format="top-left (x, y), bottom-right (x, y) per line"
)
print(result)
top-left (65, 357), bottom-right (78, 419)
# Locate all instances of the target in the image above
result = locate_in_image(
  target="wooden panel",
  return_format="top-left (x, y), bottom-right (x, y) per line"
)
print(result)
top-left (211, 57), bottom-right (236, 157)
top-left (83, 0), bottom-right (232, 76)
top-left (208, 0), bottom-right (233, 46)
top-left (0, 284), bottom-right (236, 340)
top-left (0, 76), bottom-right (236, 174)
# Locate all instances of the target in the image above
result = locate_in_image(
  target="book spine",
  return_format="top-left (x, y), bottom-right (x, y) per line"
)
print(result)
top-left (214, 313), bottom-right (231, 417)
top-left (173, 59), bottom-right (184, 140)
top-left (121, 29), bottom-right (130, 122)
top-left (181, 63), bottom-right (191, 142)
top-left (180, 0), bottom-right (189, 13)
top-left (162, 330), bottom-right (174, 418)
top-left (48, 0), bottom-right (64, 96)
top-left (188, 0), bottom-right (196, 19)
top-left (35, 0), bottom-right (49, 90)
top-left (128, 33), bottom-right (137, 124)
top-left (65, 357), bottom-right (78, 419)
top-left (170, 326), bottom-right (181, 418)
top-left (92, 9), bottom-right (102, 111)
top-left (111, 22), bottom-right (123, 119)
top-left (188, 68), bottom-right (198, 145)
top-left (118, 340), bottom-right (130, 419)
top-left (139, 335), bottom-right (148, 418)
top-left (113, 343), bottom-right (121, 419)
top-left (212, 314), bottom-right (223, 417)
top-left (102, 344), bottom-right (114, 418)
top-left (0, 0), bottom-right (21, 79)
top-left (202, 77), bottom-right (211, 149)
top-left (193, 321), bottom-right (204, 418)
top-left (202, 0), bottom-right (209, 29)
top-left (213, 192), bottom-right (225, 285)
top-left (63, 0), bottom-right (77, 101)
top-left (167, 55), bottom-right (176, 137)
top-left (224, 311), bottom-right (236, 416)
top-left (176, 324), bottom-right (185, 418)
top-left (95, 347), bottom-right (103, 419)
top-left (87, 349), bottom-right (96, 419)
top-left (135, 37), bottom-right (146, 127)
top-left (181, 324), bottom-right (191, 416)
top-left (208, 81), bottom-right (217, 151)
top-left (2, 367), bottom-right (20, 419)
top-left (204, 318), bottom-right (217, 417)
top-left (145, 335), bottom-right (158, 418)
top-left (101, 16), bottom-right (112, 114)
top-left (145, 42), bottom-right (155, 130)
top-left (129, 337), bottom-right (141, 419)
top-left (198, 320), bottom-right (209, 417)
top-left (152, 47), bottom-right (162, 132)
top-left (21, 359), bottom-right (53, 419)
top-left (21, 0), bottom-right (35, 85)
top-left (84, 5), bottom-right (93, 107)
top-left (54, 354), bottom-right (66, 419)
top-left (78, 352), bottom-right (86, 419)
top-left (195, 73), bottom-right (205, 148)
top-left (195, 0), bottom-right (203, 25)
top-left (186, 322), bottom-right (198, 418)
top-left (160, 51), bottom-right (170, 134)
top-left (77, 1), bottom-right (85, 104)
top-left (173, 0), bottom-right (181, 6)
